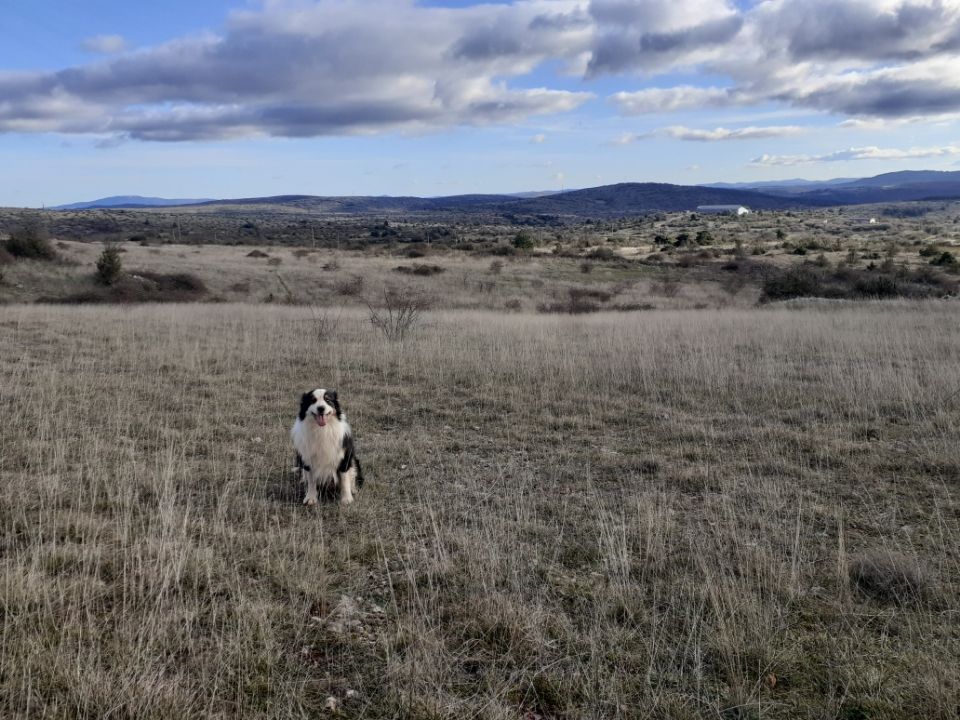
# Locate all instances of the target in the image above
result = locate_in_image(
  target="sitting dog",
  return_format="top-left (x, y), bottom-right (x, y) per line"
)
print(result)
top-left (291, 388), bottom-right (364, 505)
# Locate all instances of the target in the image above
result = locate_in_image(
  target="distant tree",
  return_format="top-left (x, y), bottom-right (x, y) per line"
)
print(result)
top-left (675, 232), bottom-right (691, 246)
top-left (96, 243), bottom-right (123, 285)
top-left (512, 230), bottom-right (536, 250)
top-left (695, 230), bottom-right (714, 245)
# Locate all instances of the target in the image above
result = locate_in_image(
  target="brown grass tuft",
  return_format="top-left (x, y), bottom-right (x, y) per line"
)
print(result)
top-left (849, 550), bottom-right (932, 606)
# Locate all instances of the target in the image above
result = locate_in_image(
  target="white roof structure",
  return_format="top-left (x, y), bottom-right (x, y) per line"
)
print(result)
top-left (697, 205), bottom-right (751, 215)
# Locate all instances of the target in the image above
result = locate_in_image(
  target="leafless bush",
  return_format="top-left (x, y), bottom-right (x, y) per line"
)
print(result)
top-left (393, 263), bottom-right (445, 276)
top-left (5, 216), bottom-right (55, 260)
top-left (653, 278), bottom-right (681, 298)
top-left (312, 307), bottom-right (342, 341)
top-left (538, 287), bottom-right (612, 314)
top-left (366, 286), bottom-right (433, 340)
top-left (336, 274), bottom-right (365, 297)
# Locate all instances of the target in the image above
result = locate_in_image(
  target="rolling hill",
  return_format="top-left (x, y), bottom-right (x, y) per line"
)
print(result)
top-left (94, 183), bottom-right (811, 218)
top-left (50, 170), bottom-right (960, 219)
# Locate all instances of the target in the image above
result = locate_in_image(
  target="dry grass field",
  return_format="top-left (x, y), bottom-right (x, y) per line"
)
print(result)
top-left (0, 239), bottom-right (756, 310)
top-left (1, 302), bottom-right (958, 718)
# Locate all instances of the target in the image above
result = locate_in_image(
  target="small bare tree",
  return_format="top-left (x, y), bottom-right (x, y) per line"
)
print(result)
top-left (366, 286), bottom-right (432, 341)
top-left (312, 306), bottom-right (342, 341)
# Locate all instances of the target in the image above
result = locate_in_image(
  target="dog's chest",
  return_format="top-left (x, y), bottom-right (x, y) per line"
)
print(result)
top-left (297, 423), bottom-right (343, 472)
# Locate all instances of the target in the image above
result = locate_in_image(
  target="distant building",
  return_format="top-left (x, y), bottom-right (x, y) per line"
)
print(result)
top-left (850, 217), bottom-right (878, 225)
top-left (697, 205), bottom-right (751, 216)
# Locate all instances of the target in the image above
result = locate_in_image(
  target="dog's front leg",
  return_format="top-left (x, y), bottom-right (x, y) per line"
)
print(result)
top-left (339, 468), bottom-right (355, 506)
top-left (303, 468), bottom-right (319, 506)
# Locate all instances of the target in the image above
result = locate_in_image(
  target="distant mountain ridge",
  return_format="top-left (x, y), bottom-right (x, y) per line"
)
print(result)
top-left (52, 195), bottom-right (214, 210)
top-left (701, 170), bottom-right (960, 203)
top-left (50, 170), bottom-right (960, 217)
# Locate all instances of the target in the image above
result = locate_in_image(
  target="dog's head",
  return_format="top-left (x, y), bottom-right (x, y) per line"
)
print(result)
top-left (298, 388), bottom-right (341, 427)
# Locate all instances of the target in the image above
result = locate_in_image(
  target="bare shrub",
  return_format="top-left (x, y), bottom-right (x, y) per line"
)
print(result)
top-left (611, 302), bottom-right (656, 311)
top-left (336, 274), bottom-right (365, 297)
top-left (5, 217), bottom-right (55, 260)
top-left (393, 264), bottom-right (445, 276)
top-left (653, 278), bottom-right (681, 298)
top-left (312, 307), bottom-right (342, 340)
top-left (849, 551), bottom-right (931, 606)
top-left (587, 246), bottom-right (618, 261)
top-left (488, 260), bottom-right (504, 275)
top-left (48, 271), bottom-right (207, 304)
top-left (366, 286), bottom-right (432, 340)
top-left (721, 274), bottom-right (746, 298)
top-left (538, 287), bottom-right (611, 314)
top-left (569, 287), bottom-right (613, 303)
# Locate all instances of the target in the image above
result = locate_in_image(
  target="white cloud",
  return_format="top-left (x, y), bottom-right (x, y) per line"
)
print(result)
top-left (614, 124), bottom-right (802, 143)
top-left (612, 131), bottom-right (653, 145)
top-left (603, 1), bottom-right (960, 120)
top-left (611, 86), bottom-right (743, 114)
top-left (751, 144), bottom-right (960, 166)
top-left (80, 34), bottom-right (128, 54)
top-left (663, 125), bottom-right (804, 141)
top-left (8, 0), bottom-right (960, 143)
top-left (0, 0), bottom-right (593, 141)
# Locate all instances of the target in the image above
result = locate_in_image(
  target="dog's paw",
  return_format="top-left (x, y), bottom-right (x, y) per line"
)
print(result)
top-left (303, 495), bottom-right (318, 506)
top-left (339, 494), bottom-right (354, 506)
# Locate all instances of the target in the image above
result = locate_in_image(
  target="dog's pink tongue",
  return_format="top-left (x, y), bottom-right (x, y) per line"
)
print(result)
top-left (315, 415), bottom-right (326, 427)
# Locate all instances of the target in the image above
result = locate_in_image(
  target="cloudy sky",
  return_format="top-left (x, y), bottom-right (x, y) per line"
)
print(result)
top-left (4, 0), bottom-right (960, 206)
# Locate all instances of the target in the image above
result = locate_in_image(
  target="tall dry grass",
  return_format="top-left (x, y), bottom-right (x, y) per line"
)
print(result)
top-left (0, 302), bottom-right (958, 718)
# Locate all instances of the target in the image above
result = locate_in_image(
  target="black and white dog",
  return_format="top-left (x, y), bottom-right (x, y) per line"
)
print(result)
top-left (291, 388), bottom-right (364, 505)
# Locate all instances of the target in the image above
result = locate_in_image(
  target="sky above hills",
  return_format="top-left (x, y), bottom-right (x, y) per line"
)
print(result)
top-left (4, 0), bottom-right (960, 206)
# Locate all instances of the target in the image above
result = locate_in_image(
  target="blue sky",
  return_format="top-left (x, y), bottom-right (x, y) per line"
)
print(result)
top-left (3, 0), bottom-right (960, 206)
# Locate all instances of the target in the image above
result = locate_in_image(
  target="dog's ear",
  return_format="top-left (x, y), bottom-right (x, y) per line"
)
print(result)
top-left (324, 389), bottom-right (341, 419)
top-left (298, 391), bottom-right (314, 421)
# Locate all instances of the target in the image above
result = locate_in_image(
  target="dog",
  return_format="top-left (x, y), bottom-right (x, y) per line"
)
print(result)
top-left (291, 388), bottom-right (364, 505)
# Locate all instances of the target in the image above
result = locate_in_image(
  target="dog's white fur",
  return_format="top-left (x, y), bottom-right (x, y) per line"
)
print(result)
top-left (291, 388), bottom-right (359, 506)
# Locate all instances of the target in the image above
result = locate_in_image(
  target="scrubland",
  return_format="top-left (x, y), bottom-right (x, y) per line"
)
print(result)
top-left (1, 302), bottom-right (958, 718)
